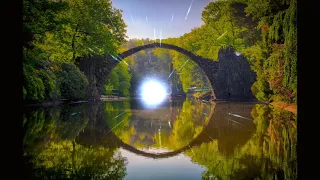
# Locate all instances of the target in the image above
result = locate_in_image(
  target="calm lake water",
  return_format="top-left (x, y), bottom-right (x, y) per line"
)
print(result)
top-left (23, 98), bottom-right (297, 180)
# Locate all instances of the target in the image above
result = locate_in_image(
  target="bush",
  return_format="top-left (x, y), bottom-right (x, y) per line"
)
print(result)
top-left (23, 64), bottom-right (45, 101)
top-left (57, 63), bottom-right (88, 100)
top-left (251, 77), bottom-right (271, 102)
top-left (37, 69), bottom-right (58, 100)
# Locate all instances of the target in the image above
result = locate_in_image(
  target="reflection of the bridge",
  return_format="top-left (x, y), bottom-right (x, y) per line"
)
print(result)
top-left (76, 101), bottom-right (257, 159)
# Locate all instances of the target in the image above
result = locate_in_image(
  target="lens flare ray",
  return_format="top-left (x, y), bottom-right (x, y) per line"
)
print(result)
top-left (106, 111), bottom-right (127, 134)
top-left (185, 0), bottom-right (194, 20)
top-left (114, 111), bottom-right (126, 119)
top-left (106, 118), bottom-right (126, 134)
top-left (217, 31), bottom-right (227, 40)
top-left (168, 69), bottom-right (175, 79)
top-left (227, 118), bottom-right (243, 125)
top-left (88, 47), bottom-right (96, 53)
top-left (160, 28), bottom-right (162, 47)
top-left (228, 113), bottom-right (252, 120)
top-left (148, 51), bottom-right (152, 63)
top-left (109, 53), bottom-right (120, 62)
top-left (116, 55), bottom-right (129, 66)
top-left (154, 28), bottom-right (156, 43)
top-left (109, 53), bottom-right (129, 66)
top-left (130, 12), bottom-right (135, 25)
top-left (171, 13), bottom-right (174, 23)
top-left (178, 59), bottom-right (190, 71)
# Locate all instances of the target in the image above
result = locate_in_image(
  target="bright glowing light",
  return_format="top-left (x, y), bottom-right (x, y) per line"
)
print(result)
top-left (235, 52), bottom-right (241, 56)
top-left (141, 80), bottom-right (167, 106)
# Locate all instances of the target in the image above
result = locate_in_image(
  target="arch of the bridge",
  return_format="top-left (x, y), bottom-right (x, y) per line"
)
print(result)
top-left (79, 43), bottom-right (256, 101)
top-left (114, 43), bottom-right (218, 99)
top-left (102, 102), bottom-right (217, 159)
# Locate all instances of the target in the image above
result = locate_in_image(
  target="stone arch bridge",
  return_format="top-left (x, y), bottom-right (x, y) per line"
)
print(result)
top-left (78, 43), bottom-right (256, 101)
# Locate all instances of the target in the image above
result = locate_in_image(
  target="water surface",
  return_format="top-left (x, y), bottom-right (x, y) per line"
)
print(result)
top-left (23, 98), bottom-right (297, 179)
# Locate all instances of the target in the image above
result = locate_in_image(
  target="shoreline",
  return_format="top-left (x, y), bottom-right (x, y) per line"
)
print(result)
top-left (23, 98), bottom-right (297, 114)
top-left (23, 96), bottom-right (129, 107)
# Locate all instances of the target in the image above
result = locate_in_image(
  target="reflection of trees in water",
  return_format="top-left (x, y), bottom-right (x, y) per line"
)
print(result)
top-left (184, 104), bottom-right (297, 180)
top-left (25, 140), bottom-right (127, 179)
top-left (158, 99), bottom-right (211, 150)
top-left (23, 104), bottom-right (89, 146)
top-left (106, 98), bottom-right (211, 151)
top-left (23, 101), bottom-right (297, 179)
top-left (104, 100), bottom-right (133, 144)
top-left (23, 104), bottom-right (128, 179)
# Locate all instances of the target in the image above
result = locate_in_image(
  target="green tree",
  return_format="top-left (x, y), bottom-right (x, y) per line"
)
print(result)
top-left (37, 0), bottom-right (127, 62)
top-left (23, 0), bottom-right (68, 49)
top-left (104, 62), bottom-right (132, 97)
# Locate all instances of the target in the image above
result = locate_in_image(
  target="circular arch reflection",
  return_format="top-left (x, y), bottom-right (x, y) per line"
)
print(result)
top-left (100, 100), bottom-right (217, 159)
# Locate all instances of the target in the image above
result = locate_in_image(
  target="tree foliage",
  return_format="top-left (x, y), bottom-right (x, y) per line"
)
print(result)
top-left (57, 63), bottom-right (88, 100)
top-left (104, 62), bottom-right (132, 97)
top-left (23, 64), bottom-right (45, 101)
top-left (158, 0), bottom-right (296, 103)
top-left (23, 0), bottom-right (127, 102)
top-left (244, 0), bottom-right (297, 103)
top-left (27, 0), bottom-right (127, 62)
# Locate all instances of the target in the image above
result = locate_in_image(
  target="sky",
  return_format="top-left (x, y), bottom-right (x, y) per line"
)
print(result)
top-left (119, 148), bottom-right (205, 179)
top-left (111, 0), bottom-right (213, 40)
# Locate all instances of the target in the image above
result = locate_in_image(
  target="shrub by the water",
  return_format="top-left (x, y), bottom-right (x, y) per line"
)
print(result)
top-left (23, 64), bottom-right (45, 101)
top-left (57, 63), bottom-right (88, 100)
top-left (37, 69), bottom-right (58, 100)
